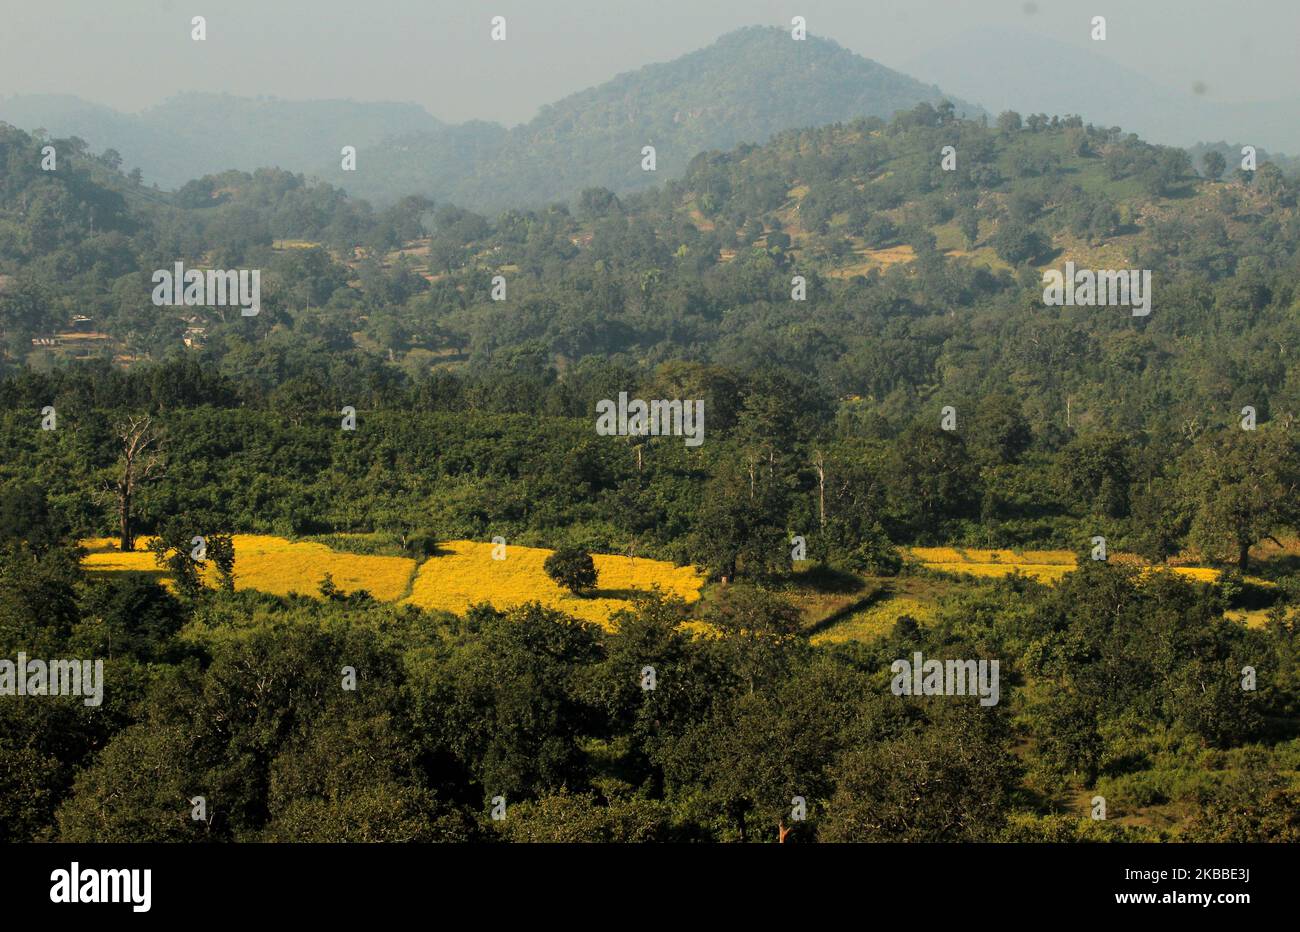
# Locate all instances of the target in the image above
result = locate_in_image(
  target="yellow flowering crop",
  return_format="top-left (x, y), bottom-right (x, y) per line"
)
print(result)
top-left (403, 540), bottom-right (704, 629)
top-left (83, 535), bottom-right (703, 628)
top-left (905, 547), bottom-right (1221, 584)
top-left (82, 535), bottom-right (417, 601)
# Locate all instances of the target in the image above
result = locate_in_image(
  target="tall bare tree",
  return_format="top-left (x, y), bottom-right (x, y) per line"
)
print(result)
top-left (103, 415), bottom-right (164, 552)
top-left (811, 449), bottom-right (826, 530)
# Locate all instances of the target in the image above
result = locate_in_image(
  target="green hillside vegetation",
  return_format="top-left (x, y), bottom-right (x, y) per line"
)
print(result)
top-left (2, 96), bottom-right (1298, 843)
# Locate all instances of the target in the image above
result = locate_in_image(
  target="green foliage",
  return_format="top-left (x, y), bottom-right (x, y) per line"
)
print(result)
top-left (543, 546), bottom-right (598, 594)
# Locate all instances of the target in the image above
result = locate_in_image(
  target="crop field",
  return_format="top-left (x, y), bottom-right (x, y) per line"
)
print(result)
top-left (811, 595), bottom-right (938, 645)
top-left (81, 535), bottom-right (418, 601)
top-left (907, 546), bottom-right (1078, 582)
top-left (80, 537), bottom-right (1251, 635)
top-left (403, 540), bottom-right (705, 629)
top-left (81, 535), bottom-right (704, 629)
top-left (905, 547), bottom-right (1223, 584)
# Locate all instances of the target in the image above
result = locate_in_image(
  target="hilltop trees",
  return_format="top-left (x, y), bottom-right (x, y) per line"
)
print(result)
top-left (1202, 149), bottom-right (1227, 180)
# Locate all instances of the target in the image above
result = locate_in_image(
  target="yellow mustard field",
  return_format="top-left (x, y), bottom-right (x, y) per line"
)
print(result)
top-left (81, 535), bottom-right (703, 628)
top-left (402, 540), bottom-right (704, 629)
top-left (812, 596), bottom-right (937, 646)
top-left (82, 535), bottom-right (417, 601)
top-left (904, 547), bottom-right (1222, 584)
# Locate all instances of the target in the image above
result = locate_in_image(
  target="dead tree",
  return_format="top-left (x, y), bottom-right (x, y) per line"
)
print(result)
top-left (103, 415), bottom-right (164, 552)
top-left (811, 449), bottom-right (826, 531)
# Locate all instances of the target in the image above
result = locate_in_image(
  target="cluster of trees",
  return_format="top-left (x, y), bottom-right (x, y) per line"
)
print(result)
top-left (2, 359), bottom-right (1297, 581)
top-left (9, 103), bottom-right (1300, 411)
top-left (2, 494), bottom-right (1295, 842)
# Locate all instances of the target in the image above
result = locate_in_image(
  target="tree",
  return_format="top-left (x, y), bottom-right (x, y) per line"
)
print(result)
top-left (148, 522), bottom-right (234, 597)
top-left (673, 659), bottom-right (874, 842)
top-left (690, 454), bottom-right (790, 580)
top-left (543, 547), bottom-right (598, 594)
top-left (405, 603), bottom-right (604, 799)
top-left (103, 415), bottom-right (164, 552)
top-left (1184, 768), bottom-right (1300, 842)
top-left (1184, 428), bottom-right (1300, 571)
top-left (990, 219), bottom-right (1048, 264)
top-left (969, 394), bottom-right (1033, 466)
top-left (495, 790), bottom-right (670, 842)
top-left (957, 210), bottom-right (980, 249)
top-left (0, 480), bottom-right (66, 554)
top-left (1201, 150), bottom-right (1227, 180)
top-left (885, 424), bottom-right (980, 539)
top-left (996, 111), bottom-right (1023, 133)
top-left (821, 701), bottom-right (1018, 842)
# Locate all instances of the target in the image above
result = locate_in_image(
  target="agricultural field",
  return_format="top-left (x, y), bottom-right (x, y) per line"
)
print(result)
top-left (811, 582), bottom-right (943, 645)
top-left (905, 546), bottom-right (1225, 585)
top-left (81, 537), bottom-right (1261, 635)
top-left (403, 540), bottom-right (705, 629)
top-left (81, 535), bottom-right (419, 602)
top-left (80, 535), bottom-right (705, 629)
top-left (906, 546), bottom-right (1078, 582)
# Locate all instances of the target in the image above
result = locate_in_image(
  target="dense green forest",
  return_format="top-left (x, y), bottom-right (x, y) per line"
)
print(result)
top-left (2, 95), bottom-right (1298, 842)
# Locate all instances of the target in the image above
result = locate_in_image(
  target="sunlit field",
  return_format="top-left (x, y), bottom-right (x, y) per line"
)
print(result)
top-left (81, 535), bottom-right (704, 628)
top-left (905, 547), bottom-right (1223, 584)
top-left (81, 535), bottom-right (418, 601)
top-left (403, 540), bottom-right (705, 629)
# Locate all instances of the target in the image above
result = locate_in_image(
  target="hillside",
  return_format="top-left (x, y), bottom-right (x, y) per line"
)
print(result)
top-left (2, 27), bottom-right (980, 211)
top-left (5, 102), bottom-right (1300, 443)
top-left (340, 26), bottom-right (982, 209)
top-left (3, 97), bottom-right (1299, 852)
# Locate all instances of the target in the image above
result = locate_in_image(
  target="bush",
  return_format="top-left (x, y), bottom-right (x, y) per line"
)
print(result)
top-left (991, 220), bottom-right (1049, 264)
top-left (404, 528), bottom-right (441, 558)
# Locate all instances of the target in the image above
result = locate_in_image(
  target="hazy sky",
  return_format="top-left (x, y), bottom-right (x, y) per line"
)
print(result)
top-left (2, 0), bottom-right (1296, 124)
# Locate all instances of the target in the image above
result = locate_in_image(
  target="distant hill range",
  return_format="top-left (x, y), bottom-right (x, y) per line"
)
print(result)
top-left (0, 93), bottom-right (442, 191)
top-left (0, 26), bottom-right (981, 210)
top-left (904, 27), bottom-right (1300, 156)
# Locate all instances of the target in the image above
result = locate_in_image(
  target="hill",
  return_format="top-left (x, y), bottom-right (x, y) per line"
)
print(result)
top-left (340, 26), bottom-right (982, 209)
top-left (5, 101), bottom-right (1299, 443)
top-left (2, 27), bottom-right (980, 211)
